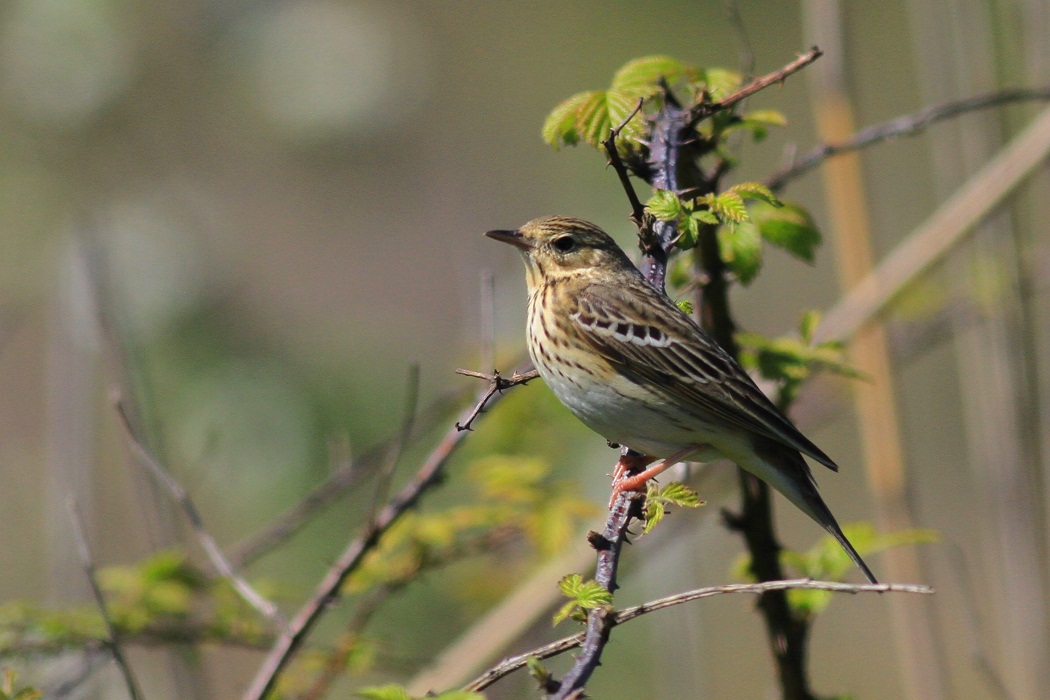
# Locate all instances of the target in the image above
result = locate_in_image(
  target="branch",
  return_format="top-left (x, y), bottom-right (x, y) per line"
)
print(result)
top-left (466, 578), bottom-right (933, 693)
top-left (547, 493), bottom-right (639, 699)
top-left (114, 398), bottom-right (284, 627)
top-left (67, 498), bottom-right (144, 700)
top-left (602, 97), bottom-right (648, 226)
top-left (242, 368), bottom-right (535, 700)
top-left (691, 46), bottom-right (823, 122)
top-left (767, 87), bottom-right (1050, 190)
top-left (454, 366), bottom-right (539, 431)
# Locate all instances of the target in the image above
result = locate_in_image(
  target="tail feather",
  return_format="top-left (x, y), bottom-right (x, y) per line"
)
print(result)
top-left (743, 438), bottom-right (879, 584)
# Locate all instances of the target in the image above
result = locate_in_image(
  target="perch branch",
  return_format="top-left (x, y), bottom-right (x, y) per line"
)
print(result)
top-left (467, 578), bottom-right (933, 693)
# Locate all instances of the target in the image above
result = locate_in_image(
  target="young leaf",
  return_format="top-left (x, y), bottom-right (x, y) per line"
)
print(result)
top-left (541, 91), bottom-right (596, 148)
top-left (612, 55), bottom-right (699, 96)
top-left (645, 189), bottom-right (684, 221)
top-left (675, 299), bottom-right (694, 315)
top-left (553, 574), bottom-right (612, 625)
top-left (643, 481), bottom-right (703, 534)
top-left (699, 190), bottom-right (748, 224)
top-left (798, 310), bottom-right (821, 343)
top-left (752, 201), bottom-right (822, 262)
top-left (729, 182), bottom-right (782, 207)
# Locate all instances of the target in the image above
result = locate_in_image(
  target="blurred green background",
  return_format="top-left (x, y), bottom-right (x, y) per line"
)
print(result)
top-left (1, 1), bottom-right (1048, 698)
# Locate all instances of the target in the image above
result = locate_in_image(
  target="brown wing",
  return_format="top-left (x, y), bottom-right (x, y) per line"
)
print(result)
top-left (572, 281), bottom-right (839, 471)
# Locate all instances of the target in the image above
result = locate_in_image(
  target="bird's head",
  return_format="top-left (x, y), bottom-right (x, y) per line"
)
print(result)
top-left (485, 216), bottom-right (636, 290)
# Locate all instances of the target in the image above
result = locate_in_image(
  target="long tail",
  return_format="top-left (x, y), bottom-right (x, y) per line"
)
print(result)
top-left (742, 438), bottom-right (879, 584)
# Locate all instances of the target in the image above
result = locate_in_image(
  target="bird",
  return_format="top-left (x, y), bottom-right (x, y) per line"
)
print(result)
top-left (485, 215), bottom-right (877, 583)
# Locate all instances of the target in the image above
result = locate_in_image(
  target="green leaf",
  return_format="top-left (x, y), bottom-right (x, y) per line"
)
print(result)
top-left (752, 201), bottom-right (822, 262)
top-left (643, 481), bottom-right (703, 534)
top-left (717, 220), bottom-right (763, 284)
top-left (612, 55), bottom-right (699, 96)
top-left (692, 209), bottom-right (719, 225)
top-left (574, 91), bottom-right (615, 147)
top-left (709, 191), bottom-right (748, 223)
top-left (553, 574), bottom-right (612, 625)
top-left (729, 182), bottom-right (782, 207)
top-left (645, 189), bottom-right (684, 222)
top-left (542, 91), bottom-right (596, 148)
top-left (674, 299), bottom-right (694, 315)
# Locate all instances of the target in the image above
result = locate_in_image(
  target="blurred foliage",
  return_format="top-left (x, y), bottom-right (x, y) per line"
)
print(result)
top-left (0, 669), bottom-right (39, 700)
top-left (738, 310), bottom-right (866, 407)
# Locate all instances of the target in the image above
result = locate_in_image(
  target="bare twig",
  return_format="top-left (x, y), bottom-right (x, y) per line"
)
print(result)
top-left (691, 46), bottom-right (823, 122)
top-left (467, 578), bottom-right (933, 693)
top-left (454, 366), bottom-right (539, 431)
top-left (242, 370), bottom-right (535, 700)
top-left (67, 497), bottom-right (144, 700)
top-left (602, 97), bottom-right (648, 226)
top-left (114, 399), bottom-right (284, 627)
top-left (767, 87), bottom-right (1050, 191)
top-left (368, 365), bottom-right (421, 514)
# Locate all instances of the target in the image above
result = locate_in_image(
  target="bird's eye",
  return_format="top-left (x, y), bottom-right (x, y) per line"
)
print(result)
top-left (552, 235), bottom-right (576, 252)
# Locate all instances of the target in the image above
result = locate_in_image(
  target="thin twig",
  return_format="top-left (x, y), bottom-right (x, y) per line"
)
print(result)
top-left (67, 497), bottom-right (144, 700)
top-left (242, 370), bottom-right (535, 700)
top-left (767, 87), bottom-right (1050, 190)
top-left (454, 366), bottom-right (539, 431)
top-left (368, 365), bottom-right (421, 515)
top-left (602, 96), bottom-right (648, 226)
top-left (691, 46), bottom-right (823, 123)
top-left (114, 398), bottom-right (284, 627)
top-left (467, 578), bottom-right (932, 693)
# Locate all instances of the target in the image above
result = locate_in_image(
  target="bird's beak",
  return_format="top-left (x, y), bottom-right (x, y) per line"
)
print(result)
top-left (485, 229), bottom-right (532, 251)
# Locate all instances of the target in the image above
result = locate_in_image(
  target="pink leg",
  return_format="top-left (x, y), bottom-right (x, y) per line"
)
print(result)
top-left (609, 445), bottom-right (703, 507)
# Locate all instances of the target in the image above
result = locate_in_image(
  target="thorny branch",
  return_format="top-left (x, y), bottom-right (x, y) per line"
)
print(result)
top-left (545, 47), bottom-right (832, 699)
top-left (466, 579), bottom-right (933, 693)
top-left (454, 366), bottom-right (539, 431)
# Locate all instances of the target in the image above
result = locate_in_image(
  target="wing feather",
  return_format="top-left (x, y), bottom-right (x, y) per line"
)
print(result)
top-left (573, 283), bottom-right (839, 471)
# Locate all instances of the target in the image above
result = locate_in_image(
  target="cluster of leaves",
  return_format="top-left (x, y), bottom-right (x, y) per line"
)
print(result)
top-left (732, 523), bottom-right (938, 617)
top-left (737, 310), bottom-right (865, 406)
top-left (647, 186), bottom-right (821, 285)
top-left (542, 55), bottom-right (779, 157)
